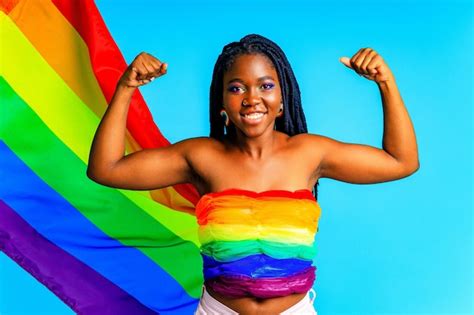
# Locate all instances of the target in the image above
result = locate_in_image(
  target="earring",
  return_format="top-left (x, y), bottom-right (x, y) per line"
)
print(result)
top-left (277, 103), bottom-right (284, 117)
top-left (220, 109), bottom-right (230, 126)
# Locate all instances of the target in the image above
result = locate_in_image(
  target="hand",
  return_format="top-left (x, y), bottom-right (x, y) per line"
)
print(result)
top-left (339, 48), bottom-right (394, 84)
top-left (118, 52), bottom-right (168, 88)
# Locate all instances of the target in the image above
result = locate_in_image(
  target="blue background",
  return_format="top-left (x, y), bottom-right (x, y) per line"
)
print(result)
top-left (1, 0), bottom-right (472, 314)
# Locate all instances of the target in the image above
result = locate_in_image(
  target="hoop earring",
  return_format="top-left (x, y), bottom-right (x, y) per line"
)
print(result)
top-left (220, 109), bottom-right (230, 126)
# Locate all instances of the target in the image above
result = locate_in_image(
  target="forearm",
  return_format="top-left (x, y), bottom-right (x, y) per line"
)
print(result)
top-left (87, 84), bottom-right (136, 178)
top-left (378, 76), bottom-right (419, 170)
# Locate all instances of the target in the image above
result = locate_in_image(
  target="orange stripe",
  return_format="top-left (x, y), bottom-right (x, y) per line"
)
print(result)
top-left (7, 0), bottom-right (196, 212)
top-left (9, 0), bottom-right (107, 121)
top-left (8, 0), bottom-right (141, 156)
top-left (51, 0), bottom-right (200, 206)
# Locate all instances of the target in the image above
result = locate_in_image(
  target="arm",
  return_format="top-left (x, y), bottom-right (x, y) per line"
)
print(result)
top-left (316, 48), bottom-right (419, 184)
top-left (87, 52), bottom-right (193, 190)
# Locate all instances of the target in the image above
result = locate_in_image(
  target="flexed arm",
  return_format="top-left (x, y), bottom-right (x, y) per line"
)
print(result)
top-left (87, 52), bottom-right (193, 190)
top-left (341, 48), bottom-right (419, 169)
top-left (311, 48), bottom-right (419, 184)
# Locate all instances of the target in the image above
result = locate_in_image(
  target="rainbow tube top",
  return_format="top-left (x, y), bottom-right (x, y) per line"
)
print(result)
top-left (195, 188), bottom-right (322, 299)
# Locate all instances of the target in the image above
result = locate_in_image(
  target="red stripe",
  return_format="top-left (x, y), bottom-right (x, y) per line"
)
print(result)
top-left (51, 0), bottom-right (199, 204)
top-left (203, 188), bottom-right (316, 201)
top-left (0, 0), bottom-right (20, 14)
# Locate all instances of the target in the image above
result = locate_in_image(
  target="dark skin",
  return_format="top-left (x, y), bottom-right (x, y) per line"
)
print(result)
top-left (87, 50), bottom-right (419, 314)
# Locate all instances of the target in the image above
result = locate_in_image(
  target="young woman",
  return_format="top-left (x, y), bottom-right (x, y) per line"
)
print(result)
top-left (87, 34), bottom-right (419, 314)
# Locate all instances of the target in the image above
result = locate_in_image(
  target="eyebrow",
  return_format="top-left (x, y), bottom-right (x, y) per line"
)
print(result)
top-left (227, 76), bottom-right (275, 84)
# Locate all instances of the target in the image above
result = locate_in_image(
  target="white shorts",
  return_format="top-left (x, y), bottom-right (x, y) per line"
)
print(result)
top-left (194, 286), bottom-right (317, 315)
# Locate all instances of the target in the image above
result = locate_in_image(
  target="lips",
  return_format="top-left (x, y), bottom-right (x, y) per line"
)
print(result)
top-left (240, 111), bottom-right (267, 116)
top-left (240, 111), bottom-right (267, 124)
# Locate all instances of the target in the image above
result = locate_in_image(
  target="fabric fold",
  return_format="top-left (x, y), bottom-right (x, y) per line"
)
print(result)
top-left (195, 188), bottom-right (322, 299)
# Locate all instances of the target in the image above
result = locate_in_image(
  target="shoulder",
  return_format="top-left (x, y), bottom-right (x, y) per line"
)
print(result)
top-left (272, 132), bottom-right (332, 180)
top-left (176, 136), bottom-right (227, 159)
top-left (286, 132), bottom-right (328, 148)
top-left (288, 133), bottom-right (340, 151)
top-left (175, 136), bottom-right (223, 147)
top-left (285, 133), bottom-right (336, 168)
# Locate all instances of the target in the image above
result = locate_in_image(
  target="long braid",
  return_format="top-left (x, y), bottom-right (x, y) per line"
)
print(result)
top-left (209, 34), bottom-right (319, 200)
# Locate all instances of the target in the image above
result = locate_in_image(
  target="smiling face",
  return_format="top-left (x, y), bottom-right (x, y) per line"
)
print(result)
top-left (222, 53), bottom-right (283, 139)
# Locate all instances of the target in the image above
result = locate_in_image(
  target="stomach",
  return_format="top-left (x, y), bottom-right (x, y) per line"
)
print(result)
top-left (205, 285), bottom-right (308, 314)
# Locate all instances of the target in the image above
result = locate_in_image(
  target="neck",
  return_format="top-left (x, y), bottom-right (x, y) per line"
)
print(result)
top-left (231, 125), bottom-right (278, 160)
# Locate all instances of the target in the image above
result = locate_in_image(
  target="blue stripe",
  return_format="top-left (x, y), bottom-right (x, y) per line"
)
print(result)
top-left (0, 199), bottom-right (158, 315)
top-left (202, 253), bottom-right (313, 279)
top-left (0, 141), bottom-right (198, 314)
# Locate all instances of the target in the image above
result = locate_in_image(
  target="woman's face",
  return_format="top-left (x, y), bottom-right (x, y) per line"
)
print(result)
top-left (222, 53), bottom-right (283, 138)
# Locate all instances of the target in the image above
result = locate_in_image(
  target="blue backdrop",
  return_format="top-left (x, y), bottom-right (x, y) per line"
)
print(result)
top-left (1, 0), bottom-right (472, 314)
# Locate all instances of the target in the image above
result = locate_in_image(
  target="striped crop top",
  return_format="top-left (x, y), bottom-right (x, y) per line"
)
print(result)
top-left (195, 188), bottom-right (322, 299)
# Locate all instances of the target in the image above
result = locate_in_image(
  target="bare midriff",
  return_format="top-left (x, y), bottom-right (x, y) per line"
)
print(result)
top-left (206, 285), bottom-right (307, 314)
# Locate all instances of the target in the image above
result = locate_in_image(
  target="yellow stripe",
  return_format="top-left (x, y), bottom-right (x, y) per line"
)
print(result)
top-left (199, 224), bottom-right (315, 245)
top-left (7, 0), bottom-right (144, 155)
top-left (0, 12), bottom-right (199, 245)
top-left (6, 0), bottom-right (196, 212)
top-left (9, 0), bottom-right (107, 124)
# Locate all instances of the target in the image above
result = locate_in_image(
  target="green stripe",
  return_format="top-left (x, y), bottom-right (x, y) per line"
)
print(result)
top-left (0, 14), bottom-right (200, 246)
top-left (201, 239), bottom-right (317, 262)
top-left (0, 77), bottom-right (203, 298)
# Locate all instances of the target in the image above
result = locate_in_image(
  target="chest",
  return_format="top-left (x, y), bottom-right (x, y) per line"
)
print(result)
top-left (189, 145), bottom-right (321, 195)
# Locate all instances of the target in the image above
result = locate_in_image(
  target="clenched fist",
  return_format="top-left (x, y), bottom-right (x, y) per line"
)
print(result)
top-left (118, 52), bottom-right (168, 88)
top-left (339, 48), bottom-right (394, 84)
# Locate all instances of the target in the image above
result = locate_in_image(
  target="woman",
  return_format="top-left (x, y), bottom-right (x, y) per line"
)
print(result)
top-left (87, 34), bottom-right (419, 314)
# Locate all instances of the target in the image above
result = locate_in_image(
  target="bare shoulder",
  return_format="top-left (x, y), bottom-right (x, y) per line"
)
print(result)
top-left (177, 136), bottom-right (229, 194)
top-left (287, 132), bottom-right (348, 155)
top-left (178, 136), bottom-right (228, 172)
top-left (178, 136), bottom-right (225, 157)
top-left (287, 132), bottom-right (326, 145)
top-left (283, 133), bottom-right (328, 179)
top-left (286, 133), bottom-right (329, 155)
top-left (166, 136), bottom-right (218, 152)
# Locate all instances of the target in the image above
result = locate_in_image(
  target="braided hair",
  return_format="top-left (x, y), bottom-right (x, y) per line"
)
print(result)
top-left (209, 34), bottom-right (319, 200)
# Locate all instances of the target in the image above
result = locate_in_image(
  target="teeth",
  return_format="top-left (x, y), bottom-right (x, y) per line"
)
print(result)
top-left (244, 113), bottom-right (264, 120)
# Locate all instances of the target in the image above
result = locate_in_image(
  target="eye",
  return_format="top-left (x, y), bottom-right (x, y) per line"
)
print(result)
top-left (261, 83), bottom-right (275, 90)
top-left (228, 85), bottom-right (244, 93)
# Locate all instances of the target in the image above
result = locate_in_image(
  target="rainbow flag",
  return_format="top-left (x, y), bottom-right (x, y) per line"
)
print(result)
top-left (0, 0), bottom-right (203, 313)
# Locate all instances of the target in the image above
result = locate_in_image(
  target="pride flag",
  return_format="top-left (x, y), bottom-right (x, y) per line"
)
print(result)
top-left (0, 0), bottom-right (203, 313)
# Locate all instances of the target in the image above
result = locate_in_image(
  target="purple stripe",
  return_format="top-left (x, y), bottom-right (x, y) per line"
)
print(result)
top-left (0, 199), bottom-right (157, 315)
top-left (205, 266), bottom-right (316, 299)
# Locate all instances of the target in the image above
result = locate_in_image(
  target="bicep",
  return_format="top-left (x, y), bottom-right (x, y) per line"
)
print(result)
top-left (317, 135), bottom-right (411, 184)
top-left (89, 139), bottom-right (192, 190)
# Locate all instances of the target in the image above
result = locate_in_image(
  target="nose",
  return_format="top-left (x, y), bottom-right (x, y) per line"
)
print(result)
top-left (243, 87), bottom-right (261, 106)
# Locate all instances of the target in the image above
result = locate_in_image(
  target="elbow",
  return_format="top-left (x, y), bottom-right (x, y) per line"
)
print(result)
top-left (86, 166), bottom-right (106, 184)
top-left (393, 157), bottom-right (419, 179)
top-left (404, 160), bottom-right (420, 176)
top-left (86, 156), bottom-right (122, 187)
top-left (86, 164), bottom-right (119, 188)
top-left (412, 158), bottom-right (420, 172)
top-left (86, 167), bottom-right (99, 183)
